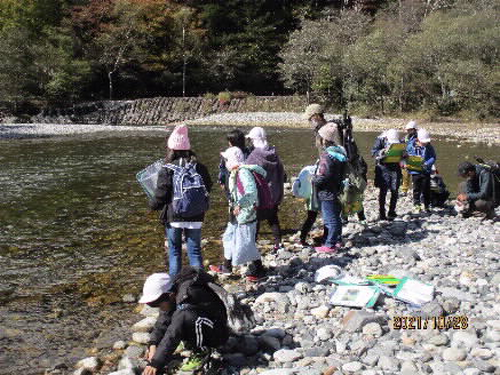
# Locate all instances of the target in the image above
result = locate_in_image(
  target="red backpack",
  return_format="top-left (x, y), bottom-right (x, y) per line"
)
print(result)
top-left (236, 170), bottom-right (274, 210)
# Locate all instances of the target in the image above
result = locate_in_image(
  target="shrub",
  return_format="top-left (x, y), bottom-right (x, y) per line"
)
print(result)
top-left (218, 91), bottom-right (231, 105)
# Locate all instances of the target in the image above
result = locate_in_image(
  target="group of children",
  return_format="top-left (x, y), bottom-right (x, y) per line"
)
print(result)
top-left (140, 105), bottom-right (479, 374)
top-left (150, 106), bottom-right (454, 284)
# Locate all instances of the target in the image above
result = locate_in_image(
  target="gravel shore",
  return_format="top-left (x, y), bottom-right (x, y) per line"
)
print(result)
top-left (1, 113), bottom-right (499, 145)
top-left (70, 185), bottom-right (500, 375)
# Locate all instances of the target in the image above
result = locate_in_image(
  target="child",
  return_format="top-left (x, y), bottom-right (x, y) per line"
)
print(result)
top-left (371, 129), bottom-right (403, 221)
top-left (312, 124), bottom-right (347, 253)
top-left (210, 147), bottom-right (266, 282)
top-left (149, 125), bottom-right (212, 277)
top-left (139, 269), bottom-right (229, 374)
top-left (406, 128), bottom-right (437, 213)
top-left (245, 127), bottom-right (286, 251)
top-left (218, 129), bottom-right (250, 197)
top-left (430, 166), bottom-right (450, 207)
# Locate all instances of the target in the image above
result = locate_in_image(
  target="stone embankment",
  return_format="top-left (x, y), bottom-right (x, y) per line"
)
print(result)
top-left (25, 96), bottom-right (307, 126)
top-left (69, 185), bottom-right (499, 375)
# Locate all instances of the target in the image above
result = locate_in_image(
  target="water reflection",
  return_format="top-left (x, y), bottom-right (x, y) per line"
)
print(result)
top-left (0, 127), bottom-right (498, 373)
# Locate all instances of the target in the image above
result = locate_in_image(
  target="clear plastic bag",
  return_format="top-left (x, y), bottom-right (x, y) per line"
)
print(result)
top-left (136, 159), bottom-right (164, 200)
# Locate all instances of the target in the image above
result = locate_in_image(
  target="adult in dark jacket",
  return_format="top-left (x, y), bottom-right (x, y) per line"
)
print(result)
top-left (457, 162), bottom-right (496, 219)
top-left (371, 129), bottom-right (403, 221)
top-left (150, 125), bottom-right (213, 277)
top-left (245, 127), bottom-right (286, 250)
top-left (140, 269), bottom-right (229, 374)
top-left (311, 124), bottom-right (347, 253)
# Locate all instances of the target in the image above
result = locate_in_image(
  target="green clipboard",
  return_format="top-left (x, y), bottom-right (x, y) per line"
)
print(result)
top-left (406, 156), bottom-right (424, 172)
top-left (382, 143), bottom-right (405, 163)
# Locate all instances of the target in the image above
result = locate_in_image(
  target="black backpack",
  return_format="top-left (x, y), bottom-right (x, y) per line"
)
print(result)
top-left (171, 267), bottom-right (256, 334)
top-left (476, 157), bottom-right (500, 207)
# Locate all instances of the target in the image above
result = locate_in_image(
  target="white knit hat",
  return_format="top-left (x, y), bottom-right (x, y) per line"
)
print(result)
top-left (138, 273), bottom-right (172, 304)
top-left (386, 129), bottom-right (400, 144)
top-left (245, 127), bottom-right (267, 140)
top-left (405, 120), bottom-right (418, 130)
top-left (417, 128), bottom-right (431, 143)
top-left (221, 146), bottom-right (244, 170)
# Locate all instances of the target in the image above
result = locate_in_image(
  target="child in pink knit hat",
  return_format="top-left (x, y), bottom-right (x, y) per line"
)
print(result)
top-left (167, 124), bottom-right (191, 150)
top-left (149, 124), bottom-right (213, 277)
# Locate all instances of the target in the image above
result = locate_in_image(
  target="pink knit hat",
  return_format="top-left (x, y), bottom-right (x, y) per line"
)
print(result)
top-left (167, 125), bottom-right (191, 150)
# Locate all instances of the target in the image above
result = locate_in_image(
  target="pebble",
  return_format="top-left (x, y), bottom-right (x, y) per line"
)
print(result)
top-left (75, 357), bottom-right (100, 372)
top-left (342, 361), bottom-right (364, 373)
top-left (443, 347), bottom-right (467, 361)
top-left (362, 322), bottom-right (383, 337)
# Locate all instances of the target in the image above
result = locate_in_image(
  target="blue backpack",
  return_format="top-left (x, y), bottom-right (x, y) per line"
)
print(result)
top-left (165, 162), bottom-right (209, 218)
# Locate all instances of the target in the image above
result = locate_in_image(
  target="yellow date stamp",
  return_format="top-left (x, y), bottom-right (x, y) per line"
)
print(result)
top-left (392, 315), bottom-right (468, 330)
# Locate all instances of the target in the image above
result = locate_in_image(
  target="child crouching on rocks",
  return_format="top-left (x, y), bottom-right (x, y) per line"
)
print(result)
top-left (140, 269), bottom-right (229, 374)
top-left (210, 146), bottom-right (267, 282)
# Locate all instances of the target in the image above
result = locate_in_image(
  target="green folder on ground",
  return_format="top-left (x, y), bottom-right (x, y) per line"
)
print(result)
top-left (406, 155), bottom-right (424, 172)
top-left (366, 275), bottom-right (401, 285)
top-left (382, 143), bottom-right (406, 163)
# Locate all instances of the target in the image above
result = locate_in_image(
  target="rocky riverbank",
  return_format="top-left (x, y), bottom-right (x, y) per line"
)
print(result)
top-left (68, 184), bottom-right (499, 375)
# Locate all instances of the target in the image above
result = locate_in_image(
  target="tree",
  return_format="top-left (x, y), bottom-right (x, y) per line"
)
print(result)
top-left (279, 10), bottom-right (370, 106)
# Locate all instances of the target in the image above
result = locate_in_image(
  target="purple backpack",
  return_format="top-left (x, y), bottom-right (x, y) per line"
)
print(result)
top-left (236, 170), bottom-right (274, 210)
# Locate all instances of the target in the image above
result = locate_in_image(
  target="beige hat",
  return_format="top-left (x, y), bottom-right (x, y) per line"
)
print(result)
top-left (318, 123), bottom-right (341, 144)
top-left (303, 104), bottom-right (324, 120)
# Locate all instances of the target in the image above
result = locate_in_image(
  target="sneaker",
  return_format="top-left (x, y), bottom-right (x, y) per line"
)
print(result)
top-left (180, 350), bottom-right (210, 371)
top-left (387, 211), bottom-right (397, 221)
top-left (209, 264), bottom-right (232, 275)
top-left (246, 273), bottom-right (267, 282)
top-left (315, 246), bottom-right (337, 254)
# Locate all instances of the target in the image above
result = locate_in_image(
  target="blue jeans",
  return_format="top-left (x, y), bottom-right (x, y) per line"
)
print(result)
top-left (321, 199), bottom-right (342, 248)
top-left (166, 227), bottom-right (203, 277)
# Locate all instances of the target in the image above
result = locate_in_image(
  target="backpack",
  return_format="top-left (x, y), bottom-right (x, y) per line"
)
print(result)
top-left (165, 162), bottom-right (209, 218)
top-left (236, 170), bottom-right (274, 210)
top-left (172, 267), bottom-right (256, 334)
top-left (292, 165), bottom-right (316, 199)
top-left (475, 157), bottom-right (500, 207)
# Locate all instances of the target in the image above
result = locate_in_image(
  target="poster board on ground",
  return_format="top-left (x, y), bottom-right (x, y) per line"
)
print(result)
top-left (329, 285), bottom-right (380, 308)
top-left (391, 277), bottom-right (434, 306)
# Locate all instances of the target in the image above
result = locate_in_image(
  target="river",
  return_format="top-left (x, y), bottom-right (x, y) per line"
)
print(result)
top-left (0, 127), bottom-right (498, 374)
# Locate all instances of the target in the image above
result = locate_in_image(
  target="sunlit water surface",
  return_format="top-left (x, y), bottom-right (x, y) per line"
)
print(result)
top-left (0, 127), bottom-right (498, 373)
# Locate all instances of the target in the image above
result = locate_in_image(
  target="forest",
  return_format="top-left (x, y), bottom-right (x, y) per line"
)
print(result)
top-left (0, 0), bottom-right (498, 118)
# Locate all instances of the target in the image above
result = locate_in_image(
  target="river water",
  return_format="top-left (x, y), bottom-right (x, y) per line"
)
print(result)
top-left (0, 127), bottom-right (498, 374)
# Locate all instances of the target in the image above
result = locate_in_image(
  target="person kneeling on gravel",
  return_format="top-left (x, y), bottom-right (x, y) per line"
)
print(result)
top-left (456, 162), bottom-right (496, 220)
top-left (140, 270), bottom-right (229, 374)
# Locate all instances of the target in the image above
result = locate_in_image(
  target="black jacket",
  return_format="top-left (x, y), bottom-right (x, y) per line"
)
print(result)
top-left (467, 165), bottom-right (494, 202)
top-left (149, 156), bottom-right (213, 224)
top-left (149, 282), bottom-right (229, 370)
